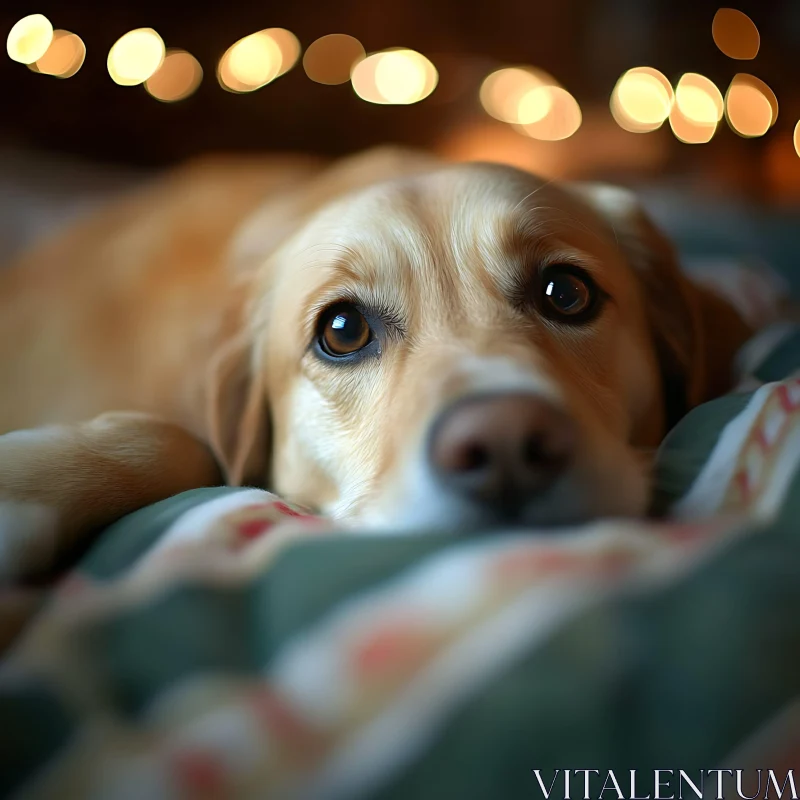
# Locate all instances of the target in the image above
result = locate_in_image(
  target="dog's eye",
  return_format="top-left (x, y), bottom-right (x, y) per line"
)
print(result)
top-left (541, 266), bottom-right (597, 321)
top-left (318, 303), bottom-right (372, 357)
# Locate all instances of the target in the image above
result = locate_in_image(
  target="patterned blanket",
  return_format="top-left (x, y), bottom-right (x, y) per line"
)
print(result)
top-left (1, 315), bottom-right (799, 798)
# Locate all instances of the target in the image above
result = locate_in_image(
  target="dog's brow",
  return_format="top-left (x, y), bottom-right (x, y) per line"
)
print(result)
top-left (494, 217), bottom-right (607, 306)
top-left (490, 211), bottom-right (558, 291)
top-left (300, 264), bottom-right (408, 342)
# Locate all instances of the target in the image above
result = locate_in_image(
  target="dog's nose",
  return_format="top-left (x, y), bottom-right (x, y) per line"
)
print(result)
top-left (428, 393), bottom-right (576, 515)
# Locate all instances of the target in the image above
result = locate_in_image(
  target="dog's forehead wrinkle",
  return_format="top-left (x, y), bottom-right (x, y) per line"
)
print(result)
top-left (295, 242), bottom-right (363, 271)
top-left (285, 170), bottom-right (623, 357)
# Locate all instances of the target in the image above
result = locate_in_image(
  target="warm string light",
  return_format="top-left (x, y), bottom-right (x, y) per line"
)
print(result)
top-left (709, 10), bottom-right (780, 140)
top-left (145, 49), bottom-right (203, 102)
top-left (610, 67), bottom-right (672, 132)
top-left (479, 66), bottom-right (582, 140)
top-left (217, 28), bottom-right (299, 93)
top-left (108, 28), bottom-right (165, 86)
top-left (669, 103), bottom-right (717, 144)
top-left (725, 73), bottom-right (778, 138)
top-left (267, 28), bottom-right (301, 74)
top-left (480, 67), bottom-right (558, 124)
top-left (609, 66), bottom-right (749, 145)
top-left (6, 14), bottom-right (53, 64)
top-left (28, 30), bottom-right (85, 78)
top-left (218, 31), bottom-right (280, 92)
top-left (303, 34), bottom-right (364, 85)
top-left (351, 49), bottom-right (437, 104)
top-left (601, 10), bottom-right (776, 147)
top-left (675, 73), bottom-right (723, 126)
top-left (3, 11), bottom-right (786, 148)
top-left (668, 72), bottom-right (722, 143)
top-left (712, 8), bottom-right (759, 60)
top-left (515, 88), bottom-right (581, 141)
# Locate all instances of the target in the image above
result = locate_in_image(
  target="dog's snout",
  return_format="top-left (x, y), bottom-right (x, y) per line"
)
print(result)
top-left (429, 393), bottom-right (576, 516)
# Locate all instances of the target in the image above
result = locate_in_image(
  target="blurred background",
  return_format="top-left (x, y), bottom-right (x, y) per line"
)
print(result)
top-left (1, 0), bottom-right (799, 287)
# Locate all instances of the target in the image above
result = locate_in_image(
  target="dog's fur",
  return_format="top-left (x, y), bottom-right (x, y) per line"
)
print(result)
top-left (0, 147), bottom-right (752, 560)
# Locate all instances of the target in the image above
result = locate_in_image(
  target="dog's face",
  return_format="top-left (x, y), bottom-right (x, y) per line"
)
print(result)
top-left (210, 159), bottom-right (730, 532)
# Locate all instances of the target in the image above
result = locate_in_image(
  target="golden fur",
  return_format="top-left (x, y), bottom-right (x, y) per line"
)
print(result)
top-left (0, 147), bottom-right (752, 554)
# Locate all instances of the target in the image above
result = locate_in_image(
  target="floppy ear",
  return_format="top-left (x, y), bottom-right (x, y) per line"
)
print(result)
top-left (205, 331), bottom-right (269, 487)
top-left (569, 183), bottom-right (752, 429)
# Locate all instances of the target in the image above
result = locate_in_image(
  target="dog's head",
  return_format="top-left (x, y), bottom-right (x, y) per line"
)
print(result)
top-left (207, 153), bottom-right (750, 531)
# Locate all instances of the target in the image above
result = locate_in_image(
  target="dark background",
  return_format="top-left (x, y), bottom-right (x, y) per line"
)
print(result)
top-left (1, 0), bottom-right (799, 200)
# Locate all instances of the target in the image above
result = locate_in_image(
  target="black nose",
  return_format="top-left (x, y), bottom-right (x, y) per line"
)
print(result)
top-left (428, 393), bottom-right (577, 518)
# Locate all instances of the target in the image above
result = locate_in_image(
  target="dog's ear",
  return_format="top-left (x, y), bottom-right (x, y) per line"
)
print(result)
top-left (205, 331), bottom-right (269, 487)
top-left (569, 183), bottom-right (752, 429)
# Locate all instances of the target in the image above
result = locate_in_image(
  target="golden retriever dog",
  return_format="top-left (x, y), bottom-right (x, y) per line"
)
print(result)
top-left (0, 147), bottom-right (751, 571)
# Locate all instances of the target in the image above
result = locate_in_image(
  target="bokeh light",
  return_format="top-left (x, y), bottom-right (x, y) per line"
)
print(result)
top-left (7, 14), bottom-right (53, 64)
top-left (349, 54), bottom-right (383, 103)
top-left (440, 115), bottom-right (667, 179)
top-left (675, 73), bottom-right (723, 126)
top-left (266, 28), bottom-right (301, 77)
top-left (732, 74), bottom-right (778, 125)
top-left (725, 74), bottom-right (776, 137)
top-left (712, 8), bottom-right (760, 60)
top-left (517, 87), bottom-right (552, 125)
top-left (351, 49), bottom-right (437, 105)
top-left (479, 67), bottom-right (559, 124)
top-left (303, 34), bottom-right (365, 85)
top-left (795, 122), bottom-right (800, 159)
top-left (610, 67), bottom-right (673, 133)
top-left (108, 28), bottom-right (165, 86)
top-left (669, 102), bottom-right (717, 144)
top-left (516, 87), bottom-right (582, 140)
top-left (217, 29), bottom-right (294, 93)
top-left (29, 30), bottom-right (85, 78)
top-left (375, 50), bottom-right (436, 104)
top-left (145, 49), bottom-right (202, 102)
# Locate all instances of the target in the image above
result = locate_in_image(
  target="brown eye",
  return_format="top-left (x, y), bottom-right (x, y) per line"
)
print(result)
top-left (318, 303), bottom-right (372, 357)
top-left (541, 265), bottom-right (597, 321)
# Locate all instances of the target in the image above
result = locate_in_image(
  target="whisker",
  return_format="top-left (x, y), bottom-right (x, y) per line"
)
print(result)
top-left (510, 180), bottom-right (558, 216)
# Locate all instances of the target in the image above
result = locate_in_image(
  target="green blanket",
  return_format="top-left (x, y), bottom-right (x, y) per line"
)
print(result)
top-left (2, 322), bottom-right (799, 800)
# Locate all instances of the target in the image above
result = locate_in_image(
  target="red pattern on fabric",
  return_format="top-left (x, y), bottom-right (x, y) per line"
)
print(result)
top-left (353, 620), bottom-right (434, 679)
top-left (170, 749), bottom-right (226, 796)
top-left (595, 550), bottom-right (637, 575)
top-left (237, 518), bottom-right (272, 540)
top-left (271, 501), bottom-right (317, 521)
top-left (492, 549), bottom-right (581, 582)
top-left (753, 425), bottom-right (770, 450)
top-left (250, 689), bottom-right (320, 750)
top-left (491, 548), bottom-right (636, 583)
top-left (729, 378), bottom-right (800, 508)
top-left (734, 469), bottom-right (751, 503)
top-left (661, 521), bottom-right (720, 543)
top-left (776, 381), bottom-right (800, 413)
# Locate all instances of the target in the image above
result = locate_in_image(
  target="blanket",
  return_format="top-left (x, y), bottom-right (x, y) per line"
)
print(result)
top-left (1, 287), bottom-right (799, 797)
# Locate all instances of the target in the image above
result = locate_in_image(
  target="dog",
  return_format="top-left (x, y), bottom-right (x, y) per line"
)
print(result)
top-left (0, 147), bottom-right (752, 572)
